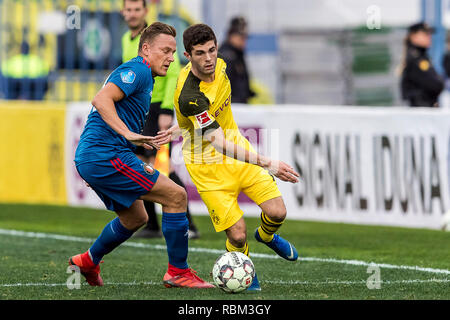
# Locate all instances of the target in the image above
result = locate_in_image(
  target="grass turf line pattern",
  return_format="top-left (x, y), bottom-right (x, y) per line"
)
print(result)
top-left (1, 228), bottom-right (449, 276)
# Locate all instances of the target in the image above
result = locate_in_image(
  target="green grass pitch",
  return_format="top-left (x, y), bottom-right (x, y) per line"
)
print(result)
top-left (0, 203), bottom-right (449, 300)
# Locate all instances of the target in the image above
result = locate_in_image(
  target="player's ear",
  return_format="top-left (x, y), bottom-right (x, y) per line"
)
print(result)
top-left (140, 42), bottom-right (150, 56)
top-left (184, 51), bottom-right (191, 61)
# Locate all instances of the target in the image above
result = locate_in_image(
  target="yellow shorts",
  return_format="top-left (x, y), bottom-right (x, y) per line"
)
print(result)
top-left (193, 163), bottom-right (282, 232)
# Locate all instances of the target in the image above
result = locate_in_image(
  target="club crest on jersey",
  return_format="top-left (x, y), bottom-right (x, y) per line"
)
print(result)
top-left (120, 70), bottom-right (136, 84)
top-left (210, 209), bottom-right (220, 225)
top-left (142, 163), bottom-right (155, 175)
top-left (195, 111), bottom-right (213, 128)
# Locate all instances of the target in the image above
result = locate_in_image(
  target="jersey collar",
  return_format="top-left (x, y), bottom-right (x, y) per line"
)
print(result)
top-left (137, 56), bottom-right (151, 69)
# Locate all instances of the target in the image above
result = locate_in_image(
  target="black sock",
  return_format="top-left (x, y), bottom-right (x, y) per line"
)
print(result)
top-left (143, 200), bottom-right (159, 231)
top-left (169, 171), bottom-right (197, 232)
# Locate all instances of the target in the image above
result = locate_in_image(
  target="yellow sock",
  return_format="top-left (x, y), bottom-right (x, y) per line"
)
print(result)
top-left (226, 239), bottom-right (249, 257)
top-left (257, 211), bottom-right (284, 242)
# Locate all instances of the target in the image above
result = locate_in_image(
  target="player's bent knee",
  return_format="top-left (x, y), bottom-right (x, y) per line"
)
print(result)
top-left (134, 214), bottom-right (149, 229)
top-left (229, 233), bottom-right (247, 248)
top-left (266, 208), bottom-right (287, 223)
top-left (133, 210), bottom-right (149, 229)
top-left (119, 214), bottom-right (148, 231)
top-left (171, 187), bottom-right (187, 210)
top-left (139, 214), bottom-right (149, 226)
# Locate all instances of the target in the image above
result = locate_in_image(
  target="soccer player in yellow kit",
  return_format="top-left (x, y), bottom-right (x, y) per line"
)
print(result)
top-left (155, 24), bottom-right (299, 291)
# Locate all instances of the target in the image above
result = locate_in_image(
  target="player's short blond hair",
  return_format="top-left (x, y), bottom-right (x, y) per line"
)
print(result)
top-left (138, 22), bottom-right (176, 52)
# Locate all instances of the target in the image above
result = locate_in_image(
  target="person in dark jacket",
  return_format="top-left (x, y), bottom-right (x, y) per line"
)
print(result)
top-left (401, 22), bottom-right (444, 107)
top-left (442, 34), bottom-right (450, 79)
top-left (219, 16), bottom-right (255, 104)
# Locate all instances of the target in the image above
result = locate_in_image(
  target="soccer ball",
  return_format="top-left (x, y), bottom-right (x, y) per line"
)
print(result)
top-left (212, 251), bottom-right (255, 293)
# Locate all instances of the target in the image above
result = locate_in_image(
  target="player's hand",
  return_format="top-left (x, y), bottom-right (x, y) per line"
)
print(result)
top-left (270, 160), bottom-right (300, 183)
top-left (124, 132), bottom-right (160, 150)
top-left (154, 125), bottom-right (181, 145)
top-left (260, 158), bottom-right (300, 183)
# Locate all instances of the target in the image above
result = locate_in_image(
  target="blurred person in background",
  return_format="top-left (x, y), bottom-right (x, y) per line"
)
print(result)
top-left (400, 22), bottom-right (444, 107)
top-left (1, 41), bottom-right (49, 100)
top-left (442, 33), bottom-right (450, 79)
top-left (121, 0), bottom-right (200, 239)
top-left (219, 16), bottom-right (255, 104)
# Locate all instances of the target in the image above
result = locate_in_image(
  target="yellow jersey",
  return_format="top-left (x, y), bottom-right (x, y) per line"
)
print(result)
top-left (174, 57), bottom-right (255, 190)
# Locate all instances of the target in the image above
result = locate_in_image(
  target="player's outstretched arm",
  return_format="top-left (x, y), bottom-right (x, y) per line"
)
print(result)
top-left (154, 124), bottom-right (182, 145)
top-left (92, 82), bottom-right (160, 150)
top-left (205, 127), bottom-right (300, 184)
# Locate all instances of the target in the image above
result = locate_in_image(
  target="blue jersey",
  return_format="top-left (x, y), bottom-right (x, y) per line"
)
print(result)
top-left (75, 56), bottom-right (154, 165)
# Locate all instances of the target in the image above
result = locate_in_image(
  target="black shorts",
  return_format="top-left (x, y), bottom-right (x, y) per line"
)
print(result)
top-left (135, 102), bottom-right (173, 158)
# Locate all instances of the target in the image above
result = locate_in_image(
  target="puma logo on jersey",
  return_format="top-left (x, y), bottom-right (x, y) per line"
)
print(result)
top-left (189, 99), bottom-right (199, 107)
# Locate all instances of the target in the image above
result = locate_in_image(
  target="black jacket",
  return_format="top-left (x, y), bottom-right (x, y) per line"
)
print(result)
top-left (442, 51), bottom-right (450, 78)
top-left (401, 43), bottom-right (444, 107)
top-left (219, 41), bottom-right (255, 104)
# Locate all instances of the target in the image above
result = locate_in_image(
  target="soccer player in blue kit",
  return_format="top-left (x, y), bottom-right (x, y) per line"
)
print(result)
top-left (69, 22), bottom-right (214, 289)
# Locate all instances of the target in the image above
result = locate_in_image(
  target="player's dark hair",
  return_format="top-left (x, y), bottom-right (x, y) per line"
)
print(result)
top-left (183, 24), bottom-right (217, 54)
top-left (123, 0), bottom-right (147, 8)
top-left (138, 22), bottom-right (176, 52)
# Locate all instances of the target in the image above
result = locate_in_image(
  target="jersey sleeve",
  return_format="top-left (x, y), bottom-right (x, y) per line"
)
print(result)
top-left (179, 94), bottom-right (220, 134)
top-left (107, 63), bottom-right (151, 98)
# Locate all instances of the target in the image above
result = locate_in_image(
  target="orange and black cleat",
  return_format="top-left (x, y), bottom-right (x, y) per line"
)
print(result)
top-left (69, 251), bottom-right (104, 287)
top-left (163, 268), bottom-right (215, 289)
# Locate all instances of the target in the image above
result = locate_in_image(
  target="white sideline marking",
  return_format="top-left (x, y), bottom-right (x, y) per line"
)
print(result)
top-left (1, 279), bottom-right (449, 288)
top-left (264, 279), bottom-right (450, 285)
top-left (0, 281), bottom-right (160, 287)
top-left (0, 228), bottom-right (449, 276)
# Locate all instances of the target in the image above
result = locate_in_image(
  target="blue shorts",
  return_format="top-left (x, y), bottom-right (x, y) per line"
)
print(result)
top-left (76, 151), bottom-right (160, 212)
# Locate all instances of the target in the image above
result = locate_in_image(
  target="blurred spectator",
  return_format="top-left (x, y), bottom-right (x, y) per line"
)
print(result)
top-left (442, 34), bottom-right (450, 78)
top-left (1, 42), bottom-right (49, 100)
top-left (121, 0), bottom-right (148, 63)
top-left (219, 16), bottom-right (255, 104)
top-left (400, 22), bottom-right (444, 107)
